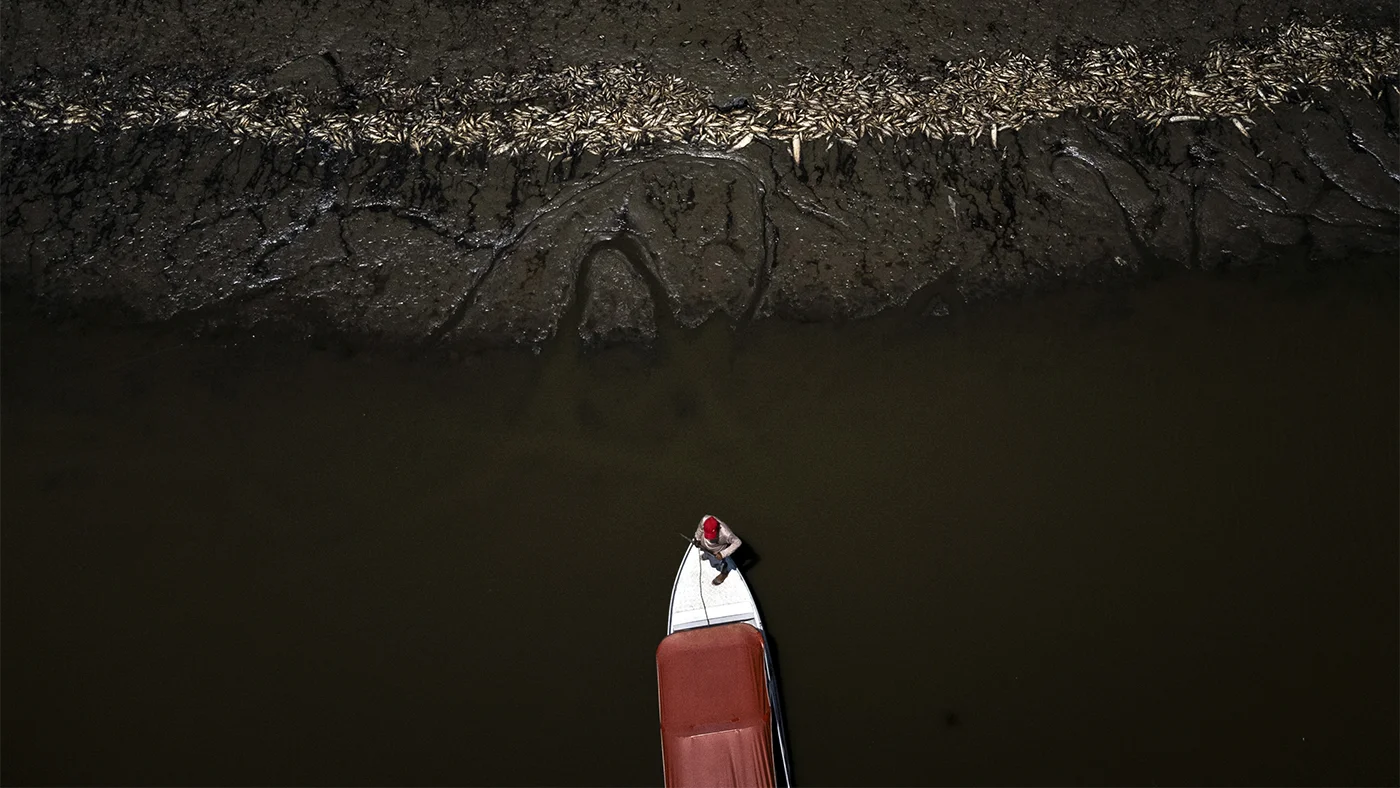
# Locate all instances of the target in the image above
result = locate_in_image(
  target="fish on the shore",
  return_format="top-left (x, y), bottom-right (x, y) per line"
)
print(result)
top-left (0, 21), bottom-right (1393, 159)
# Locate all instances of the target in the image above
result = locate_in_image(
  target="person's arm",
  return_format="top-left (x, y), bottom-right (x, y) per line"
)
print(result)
top-left (716, 523), bottom-right (742, 559)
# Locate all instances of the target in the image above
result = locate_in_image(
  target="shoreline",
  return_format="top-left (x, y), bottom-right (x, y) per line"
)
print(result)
top-left (4, 91), bottom-right (1396, 352)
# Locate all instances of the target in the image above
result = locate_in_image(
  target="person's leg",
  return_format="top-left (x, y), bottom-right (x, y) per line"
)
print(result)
top-left (712, 555), bottom-right (732, 585)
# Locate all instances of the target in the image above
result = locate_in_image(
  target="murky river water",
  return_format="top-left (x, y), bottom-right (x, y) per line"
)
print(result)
top-left (3, 263), bottom-right (1396, 786)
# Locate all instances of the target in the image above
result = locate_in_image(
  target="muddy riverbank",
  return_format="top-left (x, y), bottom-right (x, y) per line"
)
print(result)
top-left (4, 87), bottom-right (1398, 349)
top-left (2, 5), bottom-right (1397, 349)
top-left (3, 0), bottom-right (1396, 89)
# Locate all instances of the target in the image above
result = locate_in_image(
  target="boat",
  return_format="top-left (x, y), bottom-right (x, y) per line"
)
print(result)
top-left (656, 523), bottom-right (793, 787)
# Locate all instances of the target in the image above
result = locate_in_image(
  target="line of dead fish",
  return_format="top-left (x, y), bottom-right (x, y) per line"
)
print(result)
top-left (1, 21), bottom-right (1394, 158)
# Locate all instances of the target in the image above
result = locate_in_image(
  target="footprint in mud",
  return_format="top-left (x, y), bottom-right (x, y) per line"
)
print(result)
top-left (440, 153), bottom-right (772, 348)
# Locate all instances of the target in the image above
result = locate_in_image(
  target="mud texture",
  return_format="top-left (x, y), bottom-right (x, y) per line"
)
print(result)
top-left (4, 0), bottom-right (1395, 89)
top-left (2, 0), bottom-right (1398, 348)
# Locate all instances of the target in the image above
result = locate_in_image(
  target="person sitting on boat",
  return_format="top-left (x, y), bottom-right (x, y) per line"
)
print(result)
top-left (693, 515), bottom-right (742, 585)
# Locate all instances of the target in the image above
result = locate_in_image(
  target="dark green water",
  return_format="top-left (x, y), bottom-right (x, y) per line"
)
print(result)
top-left (3, 265), bottom-right (1397, 786)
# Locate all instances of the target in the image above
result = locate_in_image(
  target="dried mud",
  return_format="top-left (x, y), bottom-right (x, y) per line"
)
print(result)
top-left (1, 0), bottom-right (1397, 348)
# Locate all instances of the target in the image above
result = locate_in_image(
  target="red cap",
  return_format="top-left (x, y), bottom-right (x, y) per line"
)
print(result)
top-left (702, 516), bottom-right (719, 540)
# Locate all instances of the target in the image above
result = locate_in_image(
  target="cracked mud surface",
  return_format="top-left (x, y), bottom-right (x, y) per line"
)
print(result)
top-left (2, 1), bottom-right (1397, 348)
top-left (4, 0), bottom-right (1395, 89)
